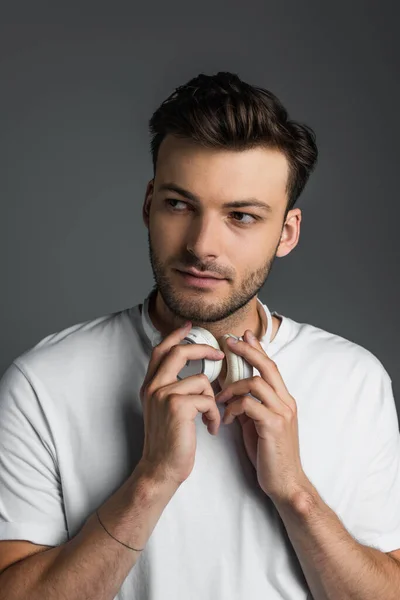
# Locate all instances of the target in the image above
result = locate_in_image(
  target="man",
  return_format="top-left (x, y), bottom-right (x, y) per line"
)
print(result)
top-left (0, 71), bottom-right (400, 599)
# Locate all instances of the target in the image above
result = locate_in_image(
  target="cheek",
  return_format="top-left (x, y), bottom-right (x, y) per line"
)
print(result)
top-left (232, 241), bottom-right (274, 278)
top-left (230, 243), bottom-right (263, 267)
top-left (151, 217), bottom-right (185, 251)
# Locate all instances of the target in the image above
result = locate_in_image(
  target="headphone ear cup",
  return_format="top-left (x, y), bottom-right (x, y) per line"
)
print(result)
top-left (219, 334), bottom-right (253, 390)
top-left (178, 327), bottom-right (223, 383)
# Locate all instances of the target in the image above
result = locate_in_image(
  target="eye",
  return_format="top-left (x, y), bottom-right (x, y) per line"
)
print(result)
top-left (166, 198), bottom-right (188, 210)
top-left (230, 212), bottom-right (257, 225)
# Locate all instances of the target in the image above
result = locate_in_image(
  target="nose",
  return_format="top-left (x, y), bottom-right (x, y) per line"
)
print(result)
top-left (185, 213), bottom-right (222, 260)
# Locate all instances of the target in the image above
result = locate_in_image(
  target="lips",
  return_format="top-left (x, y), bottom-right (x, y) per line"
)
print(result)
top-left (178, 269), bottom-right (224, 280)
top-left (177, 270), bottom-right (225, 288)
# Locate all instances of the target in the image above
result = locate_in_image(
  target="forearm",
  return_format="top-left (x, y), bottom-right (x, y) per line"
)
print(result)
top-left (0, 462), bottom-right (178, 600)
top-left (273, 483), bottom-right (400, 600)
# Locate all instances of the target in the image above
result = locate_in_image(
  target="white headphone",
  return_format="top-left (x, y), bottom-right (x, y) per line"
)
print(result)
top-left (141, 293), bottom-right (273, 390)
top-left (177, 328), bottom-right (252, 388)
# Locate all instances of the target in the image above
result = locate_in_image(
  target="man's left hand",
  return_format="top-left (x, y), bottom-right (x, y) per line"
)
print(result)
top-left (215, 330), bottom-right (312, 504)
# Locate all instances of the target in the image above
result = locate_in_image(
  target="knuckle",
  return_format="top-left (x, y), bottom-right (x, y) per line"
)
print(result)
top-left (153, 387), bottom-right (166, 402)
top-left (142, 382), bottom-right (153, 398)
top-left (252, 375), bottom-right (263, 389)
top-left (244, 395), bottom-right (253, 407)
top-left (169, 344), bottom-right (181, 356)
top-left (168, 394), bottom-right (183, 412)
top-left (198, 373), bottom-right (213, 395)
top-left (139, 383), bottom-right (147, 400)
top-left (151, 345), bottom-right (161, 358)
top-left (241, 396), bottom-right (250, 408)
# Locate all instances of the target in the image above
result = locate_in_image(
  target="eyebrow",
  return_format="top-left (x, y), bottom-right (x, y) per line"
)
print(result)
top-left (158, 183), bottom-right (273, 213)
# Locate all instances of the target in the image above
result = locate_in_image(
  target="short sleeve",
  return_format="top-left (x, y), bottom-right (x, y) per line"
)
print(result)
top-left (351, 370), bottom-right (400, 552)
top-left (0, 362), bottom-right (69, 546)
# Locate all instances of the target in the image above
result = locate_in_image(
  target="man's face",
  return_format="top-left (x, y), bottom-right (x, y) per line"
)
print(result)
top-left (143, 134), bottom-right (294, 324)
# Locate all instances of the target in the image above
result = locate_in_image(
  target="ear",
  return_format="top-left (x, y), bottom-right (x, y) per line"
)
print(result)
top-left (275, 208), bottom-right (302, 258)
top-left (142, 179), bottom-right (154, 229)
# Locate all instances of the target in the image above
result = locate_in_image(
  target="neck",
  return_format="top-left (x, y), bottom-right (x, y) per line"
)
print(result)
top-left (148, 289), bottom-right (275, 344)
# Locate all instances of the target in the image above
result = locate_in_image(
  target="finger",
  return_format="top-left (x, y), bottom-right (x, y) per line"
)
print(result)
top-left (141, 321), bottom-right (192, 393)
top-left (216, 376), bottom-right (284, 414)
top-left (152, 343), bottom-right (224, 389)
top-left (225, 335), bottom-right (294, 409)
top-left (222, 394), bottom-right (268, 426)
top-left (176, 394), bottom-right (222, 435)
top-left (243, 329), bottom-right (264, 350)
top-left (152, 372), bottom-right (215, 403)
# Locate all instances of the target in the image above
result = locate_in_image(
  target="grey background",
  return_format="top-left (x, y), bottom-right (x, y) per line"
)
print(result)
top-left (0, 3), bottom-right (398, 413)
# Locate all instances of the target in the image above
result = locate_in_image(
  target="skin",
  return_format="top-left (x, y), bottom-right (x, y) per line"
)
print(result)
top-left (141, 134), bottom-right (400, 596)
top-left (142, 133), bottom-right (301, 387)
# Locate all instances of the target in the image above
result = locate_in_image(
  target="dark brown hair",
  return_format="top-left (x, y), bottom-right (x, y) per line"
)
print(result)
top-left (149, 71), bottom-right (318, 218)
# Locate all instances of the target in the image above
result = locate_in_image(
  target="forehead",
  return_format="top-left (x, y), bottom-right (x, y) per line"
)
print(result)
top-left (155, 135), bottom-right (289, 204)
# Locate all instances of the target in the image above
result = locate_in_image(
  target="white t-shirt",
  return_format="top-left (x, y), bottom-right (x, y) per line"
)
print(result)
top-left (1, 291), bottom-right (400, 600)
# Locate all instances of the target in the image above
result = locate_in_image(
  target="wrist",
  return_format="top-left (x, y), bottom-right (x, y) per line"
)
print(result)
top-left (271, 477), bottom-right (318, 517)
top-left (133, 461), bottom-right (180, 502)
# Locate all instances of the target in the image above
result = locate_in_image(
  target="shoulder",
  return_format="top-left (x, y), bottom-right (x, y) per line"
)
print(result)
top-left (10, 305), bottom-right (142, 385)
top-left (280, 312), bottom-right (392, 388)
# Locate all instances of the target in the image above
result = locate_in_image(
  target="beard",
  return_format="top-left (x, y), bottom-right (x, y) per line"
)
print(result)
top-left (147, 231), bottom-right (279, 324)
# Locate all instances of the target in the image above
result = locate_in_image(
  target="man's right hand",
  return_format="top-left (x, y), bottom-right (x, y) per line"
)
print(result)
top-left (139, 321), bottom-right (225, 488)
